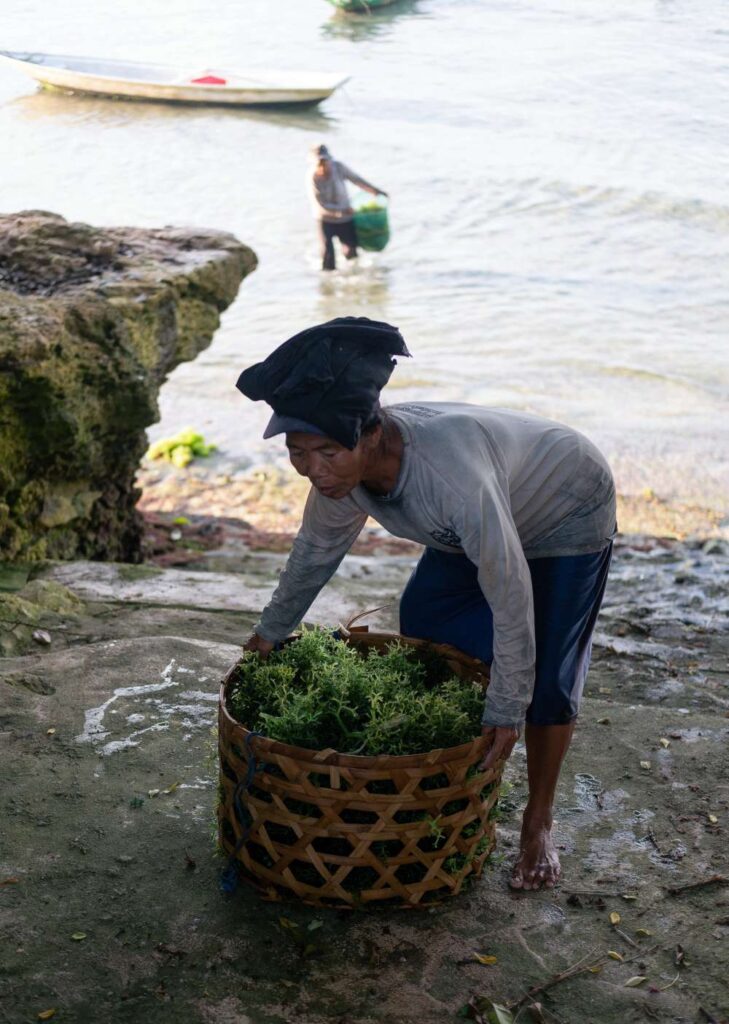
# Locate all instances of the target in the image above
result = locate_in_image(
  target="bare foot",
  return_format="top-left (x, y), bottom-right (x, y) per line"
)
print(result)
top-left (509, 816), bottom-right (561, 891)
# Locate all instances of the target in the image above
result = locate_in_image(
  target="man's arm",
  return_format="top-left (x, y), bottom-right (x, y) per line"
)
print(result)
top-left (454, 482), bottom-right (534, 768)
top-left (339, 162), bottom-right (388, 197)
top-left (456, 482), bottom-right (536, 729)
top-left (252, 489), bottom-right (367, 644)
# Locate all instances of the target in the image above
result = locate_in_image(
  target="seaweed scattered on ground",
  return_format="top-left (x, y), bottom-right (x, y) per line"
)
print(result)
top-left (146, 428), bottom-right (217, 469)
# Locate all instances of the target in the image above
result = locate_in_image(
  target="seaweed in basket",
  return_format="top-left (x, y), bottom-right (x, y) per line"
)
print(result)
top-left (227, 626), bottom-right (484, 756)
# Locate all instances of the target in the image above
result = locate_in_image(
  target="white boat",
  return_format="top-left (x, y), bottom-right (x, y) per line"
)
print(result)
top-left (0, 50), bottom-right (349, 106)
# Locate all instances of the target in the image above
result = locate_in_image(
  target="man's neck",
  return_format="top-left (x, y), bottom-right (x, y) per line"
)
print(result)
top-left (361, 420), bottom-right (403, 496)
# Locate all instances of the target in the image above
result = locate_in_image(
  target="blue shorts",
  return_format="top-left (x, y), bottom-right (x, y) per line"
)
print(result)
top-left (399, 544), bottom-right (612, 726)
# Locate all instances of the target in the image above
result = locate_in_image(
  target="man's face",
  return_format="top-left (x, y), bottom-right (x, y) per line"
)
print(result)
top-left (286, 431), bottom-right (373, 499)
top-left (317, 158), bottom-right (331, 177)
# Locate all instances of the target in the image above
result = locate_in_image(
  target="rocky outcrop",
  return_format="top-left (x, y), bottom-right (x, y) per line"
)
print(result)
top-left (0, 211), bottom-right (257, 561)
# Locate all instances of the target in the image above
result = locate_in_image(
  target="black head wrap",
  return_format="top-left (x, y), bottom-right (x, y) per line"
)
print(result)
top-left (235, 317), bottom-right (411, 449)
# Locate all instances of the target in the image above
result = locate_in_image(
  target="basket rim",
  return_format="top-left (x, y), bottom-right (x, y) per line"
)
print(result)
top-left (220, 628), bottom-right (492, 769)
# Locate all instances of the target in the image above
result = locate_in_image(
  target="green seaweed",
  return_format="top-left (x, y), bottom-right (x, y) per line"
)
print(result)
top-left (146, 427), bottom-right (217, 468)
top-left (227, 626), bottom-right (484, 757)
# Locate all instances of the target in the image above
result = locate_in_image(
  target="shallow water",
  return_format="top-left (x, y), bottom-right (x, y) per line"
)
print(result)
top-left (1, 0), bottom-right (728, 508)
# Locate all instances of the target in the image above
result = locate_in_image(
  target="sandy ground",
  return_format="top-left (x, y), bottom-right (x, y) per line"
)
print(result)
top-left (136, 461), bottom-right (729, 550)
top-left (1, 529), bottom-right (728, 1024)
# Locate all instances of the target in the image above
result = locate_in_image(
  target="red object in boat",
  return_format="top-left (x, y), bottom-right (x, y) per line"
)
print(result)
top-left (191, 74), bottom-right (227, 85)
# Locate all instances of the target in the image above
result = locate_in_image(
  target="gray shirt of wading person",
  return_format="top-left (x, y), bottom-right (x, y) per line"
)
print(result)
top-left (254, 403), bottom-right (616, 730)
top-left (308, 160), bottom-right (377, 223)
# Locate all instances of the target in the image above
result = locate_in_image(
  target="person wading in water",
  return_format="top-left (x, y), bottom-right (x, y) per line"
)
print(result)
top-left (308, 143), bottom-right (388, 272)
top-left (236, 317), bottom-right (616, 891)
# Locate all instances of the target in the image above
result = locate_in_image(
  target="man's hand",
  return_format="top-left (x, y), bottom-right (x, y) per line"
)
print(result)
top-left (478, 724), bottom-right (520, 771)
top-left (243, 633), bottom-right (275, 658)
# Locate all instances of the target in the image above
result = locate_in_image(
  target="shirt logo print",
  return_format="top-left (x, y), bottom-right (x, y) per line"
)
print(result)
top-left (430, 527), bottom-right (462, 548)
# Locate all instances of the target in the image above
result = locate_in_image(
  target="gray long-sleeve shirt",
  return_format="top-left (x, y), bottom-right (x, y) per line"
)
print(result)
top-left (308, 160), bottom-right (377, 222)
top-left (255, 403), bottom-right (616, 728)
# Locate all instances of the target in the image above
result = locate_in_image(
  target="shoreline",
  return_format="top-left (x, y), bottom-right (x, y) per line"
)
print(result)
top-left (136, 461), bottom-right (728, 565)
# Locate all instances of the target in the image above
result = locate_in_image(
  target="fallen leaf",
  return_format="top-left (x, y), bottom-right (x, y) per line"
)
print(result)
top-left (598, 687), bottom-right (612, 694)
top-left (486, 1003), bottom-right (514, 1024)
top-left (621, 893), bottom-right (639, 901)
top-left (640, 761), bottom-right (651, 770)
top-left (474, 953), bottom-right (498, 965)
top-left (588, 965), bottom-right (603, 974)
top-left (607, 950), bottom-right (624, 961)
top-left (597, 717), bottom-right (610, 725)
top-left (147, 789), bottom-right (160, 798)
top-left (46, 728), bottom-right (56, 736)
top-left (635, 928), bottom-right (653, 937)
top-left (184, 851), bottom-right (196, 871)
top-left (675, 944), bottom-right (685, 966)
top-left (659, 737), bottom-right (670, 748)
top-left (624, 976), bottom-right (647, 987)
top-left (278, 916), bottom-right (297, 930)
top-left (163, 782), bottom-right (180, 795)
top-left (0, 877), bottom-right (20, 886)
top-left (32, 629), bottom-right (52, 646)
top-left (463, 996), bottom-right (513, 1024)
top-left (708, 814), bottom-right (718, 825)
top-left (308, 919), bottom-right (324, 932)
top-left (70, 932), bottom-right (87, 941)
top-left (37, 1011), bottom-right (56, 1021)
top-left (609, 911), bottom-right (621, 926)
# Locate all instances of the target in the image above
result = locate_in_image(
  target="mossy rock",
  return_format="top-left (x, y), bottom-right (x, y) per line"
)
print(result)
top-left (0, 562), bottom-right (33, 593)
top-left (0, 211), bottom-right (257, 561)
top-left (116, 563), bottom-right (164, 582)
top-left (17, 579), bottom-right (85, 614)
top-left (0, 592), bottom-right (41, 657)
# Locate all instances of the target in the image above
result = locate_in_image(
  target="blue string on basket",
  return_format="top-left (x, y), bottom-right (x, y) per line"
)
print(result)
top-left (219, 730), bottom-right (263, 895)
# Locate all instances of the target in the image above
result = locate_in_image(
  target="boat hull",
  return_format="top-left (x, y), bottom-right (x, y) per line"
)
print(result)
top-left (0, 52), bottom-right (347, 106)
top-left (329, 0), bottom-right (400, 10)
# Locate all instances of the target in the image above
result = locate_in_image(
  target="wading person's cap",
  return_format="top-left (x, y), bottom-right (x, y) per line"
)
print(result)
top-left (235, 316), bottom-right (410, 450)
top-left (312, 143), bottom-right (332, 161)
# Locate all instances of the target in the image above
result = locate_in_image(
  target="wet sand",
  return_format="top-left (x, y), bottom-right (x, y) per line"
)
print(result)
top-left (136, 461), bottom-right (728, 554)
top-left (1, 529), bottom-right (727, 1023)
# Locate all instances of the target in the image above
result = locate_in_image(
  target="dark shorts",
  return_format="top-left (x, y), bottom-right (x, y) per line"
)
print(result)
top-left (318, 218), bottom-right (358, 271)
top-left (399, 544), bottom-right (612, 726)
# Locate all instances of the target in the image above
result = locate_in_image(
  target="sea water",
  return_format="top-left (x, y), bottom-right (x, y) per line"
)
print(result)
top-left (1, 0), bottom-right (727, 512)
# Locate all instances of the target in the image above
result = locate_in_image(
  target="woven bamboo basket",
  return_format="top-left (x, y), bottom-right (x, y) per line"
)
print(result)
top-left (218, 627), bottom-right (501, 909)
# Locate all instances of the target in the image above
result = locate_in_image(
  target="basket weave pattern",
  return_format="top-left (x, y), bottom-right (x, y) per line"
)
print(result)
top-left (218, 630), bottom-right (501, 908)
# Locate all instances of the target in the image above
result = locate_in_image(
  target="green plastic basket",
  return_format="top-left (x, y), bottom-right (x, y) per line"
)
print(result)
top-left (353, 198), bottom-right (390, 252)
